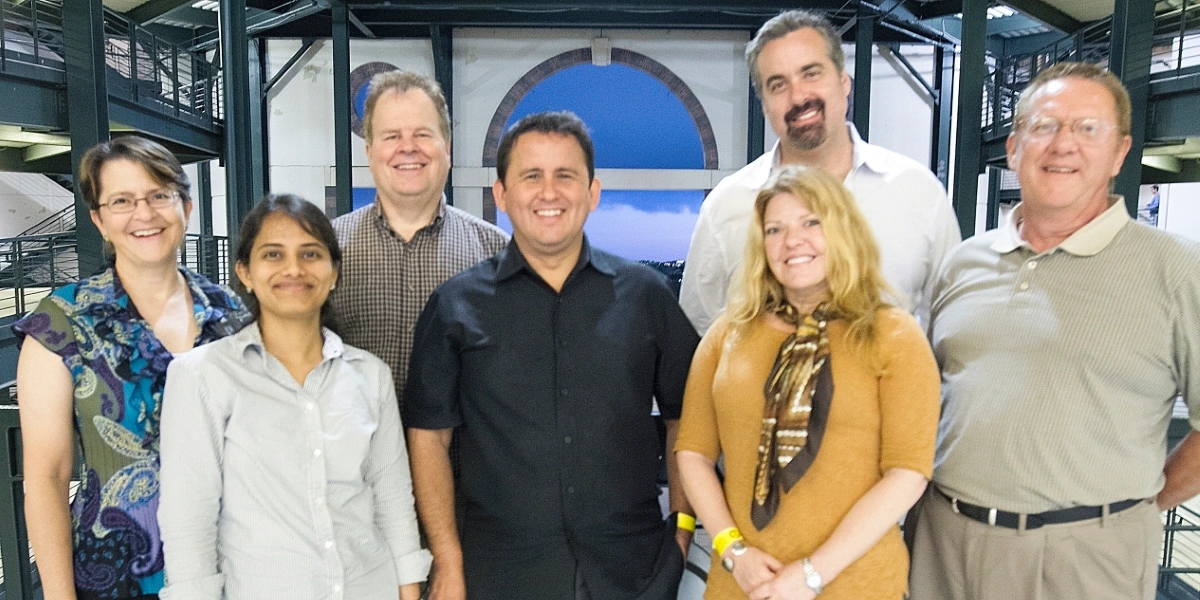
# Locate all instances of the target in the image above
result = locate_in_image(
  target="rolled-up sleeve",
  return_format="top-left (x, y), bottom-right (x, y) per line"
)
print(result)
top-left (367, 366), bottom-right (432, 585)
top-left (158, 354), bottom-right (227, 600)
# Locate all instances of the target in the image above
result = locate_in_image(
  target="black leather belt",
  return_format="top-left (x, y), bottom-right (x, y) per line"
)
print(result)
top-left (935, 487), bottom-right (1143, 530)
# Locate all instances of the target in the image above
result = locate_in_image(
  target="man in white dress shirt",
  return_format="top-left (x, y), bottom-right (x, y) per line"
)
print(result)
top-left (680, 9), bottom-right (960, 333)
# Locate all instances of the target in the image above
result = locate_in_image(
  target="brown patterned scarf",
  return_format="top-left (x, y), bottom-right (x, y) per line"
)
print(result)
top-left (751, 301), bottom-right (833, 530)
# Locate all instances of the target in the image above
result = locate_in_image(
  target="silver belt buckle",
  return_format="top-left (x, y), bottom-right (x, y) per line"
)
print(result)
top-left (951, 497), bottom-right (960, 514)
top-left (988, 508), bottom-right (998, 526)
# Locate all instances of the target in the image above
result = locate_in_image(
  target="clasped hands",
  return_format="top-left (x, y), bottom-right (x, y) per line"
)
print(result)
top-left (728, 546), bottom-right (818, 600)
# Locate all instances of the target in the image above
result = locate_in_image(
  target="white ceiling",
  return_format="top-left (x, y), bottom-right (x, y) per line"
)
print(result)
top-left (103, 0), bottom-right (153, 13)
top-left (1023, 0), bottom-right (1115, 22)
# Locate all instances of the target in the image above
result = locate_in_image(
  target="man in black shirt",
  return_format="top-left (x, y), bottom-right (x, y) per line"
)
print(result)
top-left (403, 111), bottom-right (699, 600)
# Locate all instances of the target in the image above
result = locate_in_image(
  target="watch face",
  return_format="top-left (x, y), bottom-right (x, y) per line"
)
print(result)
top-left (722, 556), bottom-right (735, 572)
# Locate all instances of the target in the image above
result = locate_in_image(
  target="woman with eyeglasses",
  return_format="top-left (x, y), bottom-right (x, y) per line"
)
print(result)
top-left (13, 136), bottom-right (248, 600)
top-left (157, 195), bottom-right (430, 599)
top-left (675, 166), bottom-right (940, 600)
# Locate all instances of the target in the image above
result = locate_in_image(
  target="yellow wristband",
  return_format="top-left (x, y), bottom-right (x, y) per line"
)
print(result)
top-left (712, 526), bottom-right (743, 556)
top-left (674, 512), bottom-right (696, 533)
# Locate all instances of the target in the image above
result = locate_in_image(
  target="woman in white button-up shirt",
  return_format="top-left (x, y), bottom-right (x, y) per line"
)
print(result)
top-left (158, 194), bottom-right (430, 600)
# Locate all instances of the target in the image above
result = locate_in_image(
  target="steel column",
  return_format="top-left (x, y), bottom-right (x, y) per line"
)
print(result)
top-left (930, 45), bottom-right (954, 186)
top-left (221, 0), bottom-right (255, 247)
top-left (197, 161), bottom-right (220, 280)
top-left (1109, 0), bottom-right (1155, 215)
top-left (951, 0), bottom-right (987, 238)
top-left (250, 38), bottom-right (268, 199)
top-left (853, 4), bottom-right (875, 141)
top-left (431, 24), bottom-right (454, 205)
top-left (63, 0), bottom-right (109, 277)
top-left (333, 1), bottom-right (353, 216)
top-left (986, 166), bottom-right (1002, 231)
top-left (747, 84), bottom-right (766, 163)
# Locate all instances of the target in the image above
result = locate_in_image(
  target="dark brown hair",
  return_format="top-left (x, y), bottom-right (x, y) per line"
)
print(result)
top-left (234, 194), bottom-right (342, 323)
top-left (78, 136), bottom-right (191, 211)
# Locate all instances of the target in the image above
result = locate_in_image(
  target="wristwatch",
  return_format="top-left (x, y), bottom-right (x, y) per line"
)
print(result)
top-left (801, 558), bottom-right (824, 595)
top-left (720, 540), bottom-right (748, 572)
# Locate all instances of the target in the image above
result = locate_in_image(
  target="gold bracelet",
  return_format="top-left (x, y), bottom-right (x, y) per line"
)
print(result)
top-left (712, 526), bottom-right (743, 556)
top-left (675, 512), bottom-right (696, 533)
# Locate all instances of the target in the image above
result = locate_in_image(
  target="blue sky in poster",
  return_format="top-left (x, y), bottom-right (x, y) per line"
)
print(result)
top-left (353, 63), bottom-right (707, 262)
top-left (498, 63), bottom-right (705, 261)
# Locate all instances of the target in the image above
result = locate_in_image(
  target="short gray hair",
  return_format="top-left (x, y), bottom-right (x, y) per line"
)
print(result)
top-left (746, 10), bottom-right (845, 96)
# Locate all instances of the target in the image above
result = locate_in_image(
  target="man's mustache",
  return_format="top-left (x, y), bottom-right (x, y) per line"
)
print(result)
top-left (785, 99), bottom-right (825, 124)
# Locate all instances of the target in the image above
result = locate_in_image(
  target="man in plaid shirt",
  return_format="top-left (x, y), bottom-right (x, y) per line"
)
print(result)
top-left (329, 70), bottom-right (507, 413)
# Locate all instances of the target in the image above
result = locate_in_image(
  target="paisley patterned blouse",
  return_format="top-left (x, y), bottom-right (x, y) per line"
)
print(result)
top-left (13, 267), bottom-right (248, 599)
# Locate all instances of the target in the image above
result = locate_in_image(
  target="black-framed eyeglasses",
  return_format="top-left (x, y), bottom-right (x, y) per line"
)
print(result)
top-left (1018, 116), bottom-right (1120, 145)
top-left (98, 190), bottom-right (181, 214)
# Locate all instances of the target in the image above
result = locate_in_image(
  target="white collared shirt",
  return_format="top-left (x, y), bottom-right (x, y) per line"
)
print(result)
top-left (158, 323), bottom-right (431, 600)
top-left (679, 124), bottom-right (961, 333)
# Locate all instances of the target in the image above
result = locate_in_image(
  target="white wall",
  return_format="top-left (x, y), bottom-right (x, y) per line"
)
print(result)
top-left (0, 173), bottom-right (74, 238)
top-left (261, 31), bottom-right (943, 223)
top-left (265, 38), bottom-right (435, 207)
top-left (844, 44), bottom-right (936, 167)
top-left (1154, 182), bottom-right (1200, 242)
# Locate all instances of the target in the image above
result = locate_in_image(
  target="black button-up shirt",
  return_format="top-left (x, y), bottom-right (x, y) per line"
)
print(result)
top-left (403, 238), bottom-right (699, 599)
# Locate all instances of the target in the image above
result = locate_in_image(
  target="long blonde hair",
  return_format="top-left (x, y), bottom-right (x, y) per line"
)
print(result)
top-left (726, 165), bottom-right (891, 361)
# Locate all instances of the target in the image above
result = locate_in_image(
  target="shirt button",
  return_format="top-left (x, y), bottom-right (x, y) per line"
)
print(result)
top-left (1019, 282), bottom-right (1030, 291)
top-left (560, 389), bottom-right (569, 397)
top-left (324, 540), bottom-right (334, 549)
top-left (567, 486), bottom-right (575, 494)
top-left (564, 436), bottom-right (572, 444)
top-left (314, 449), bottom-right (323, 457)
top-left (333, 584), bottom-right (342, 593)
top-left (1027, 261), bottom-right (1038, 270)
top-left (559, 340), bottom-right (567, 349)
top-left (306, 402), bottom-right (316, 411)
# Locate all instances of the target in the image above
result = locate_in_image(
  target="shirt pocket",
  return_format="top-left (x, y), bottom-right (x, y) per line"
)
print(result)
top-left (322, 375), bottom-right (379, 483)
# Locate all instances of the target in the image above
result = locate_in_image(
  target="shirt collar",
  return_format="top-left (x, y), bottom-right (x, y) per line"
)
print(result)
top-left (991, 195), bottom-right (1130, 256)
top-left (234, 321), bottom-right (354, 362)
top-left (495, 235), bottom-right (616, 283)
top-left (370, 195), bottom-right (448, 237)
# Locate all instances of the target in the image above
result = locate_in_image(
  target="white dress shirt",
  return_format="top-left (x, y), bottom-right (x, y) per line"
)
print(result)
top-left (679, 124), bottom-right (961, 333)
top-left (158, 323), bottom-right (431, 600)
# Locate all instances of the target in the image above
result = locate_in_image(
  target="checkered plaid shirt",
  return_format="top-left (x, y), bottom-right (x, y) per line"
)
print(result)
top-left (329, 200), bottom-right (508, 409)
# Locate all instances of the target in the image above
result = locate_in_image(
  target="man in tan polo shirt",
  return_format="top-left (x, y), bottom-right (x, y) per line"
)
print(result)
top-left (910, 62), bottom-right (1200, 600)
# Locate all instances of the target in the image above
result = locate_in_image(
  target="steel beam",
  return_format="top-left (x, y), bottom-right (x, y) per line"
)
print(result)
top-left (930, 45), bottom-right (954, 186)
top-left (221, 0), bottom-right (255, 246)
top-left (853, 4), bottom-right (874, 141)
top-left (1109, 0), bottom-right (1155, 216)
top-left (951, 0), bottom-right (987, 238)
top-left (264, 38), bottom-right (317, 95)
top-left (0, 76), bottom-right (62, 130)
top-left (198, 161), bottom-right (213, 236)
top-left (1001, 0), bottom-right (1082, 34)
top-left (748, 85), bottom-right (766, 164)
top-left (63, 0), bottom-right (109, 277)
top-left (332, 1), bottom-right (353, 216)
top-left (250, 38), bottom-right (268, 198)
top-left (986, 166), bottom-right (1002, 231)
top-left (431, 24), bottom-right (454, 205)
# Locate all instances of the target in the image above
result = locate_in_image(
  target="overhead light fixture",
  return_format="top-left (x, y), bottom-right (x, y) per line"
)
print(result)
top-left (592, 37), bottom-right (611, 67)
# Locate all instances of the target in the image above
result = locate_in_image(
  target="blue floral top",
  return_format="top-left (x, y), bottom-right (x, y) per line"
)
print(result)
top-left (13, 267), bottom-right (248, 599)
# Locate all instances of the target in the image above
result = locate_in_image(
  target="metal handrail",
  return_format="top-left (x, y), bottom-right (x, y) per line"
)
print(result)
top-left (102, 7), bottom-right (224, 126)
top-left (0, 231), bottom-right (230, 322)
top-left (0, 400), bottom-right (33, 599)
top-left (1, 0), bottom-right (223, 127)
top-left (985, 2), bottom-right (1200, 136)
top-left (16, 206), bottom-right (75, 238)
